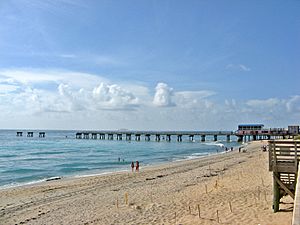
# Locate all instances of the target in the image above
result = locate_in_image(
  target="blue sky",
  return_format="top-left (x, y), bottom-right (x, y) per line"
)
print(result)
top-left (0, 0), bottom-right (299, 130)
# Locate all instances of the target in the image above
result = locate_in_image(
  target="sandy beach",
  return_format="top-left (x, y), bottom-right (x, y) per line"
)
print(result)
top-left (0, 141), bottom-right (293, 225)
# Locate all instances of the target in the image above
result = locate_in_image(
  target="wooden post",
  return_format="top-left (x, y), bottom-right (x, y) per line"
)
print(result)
top-left (264, 190), bottom-right (267, 202)
top-left (273, 172), bottom-right (280, 212)
top-left (125, 192), bottom-right (128, 205)
top-left (229, 201), bottom-right (233, 213)
top-left (216, 210), bottom-right (220, 223)
top-left (214, 180), bottom-right (218, 189)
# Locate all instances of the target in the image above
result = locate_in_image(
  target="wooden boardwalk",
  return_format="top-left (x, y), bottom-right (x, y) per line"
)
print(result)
top-left (269, 140), bottom-right (300, 213)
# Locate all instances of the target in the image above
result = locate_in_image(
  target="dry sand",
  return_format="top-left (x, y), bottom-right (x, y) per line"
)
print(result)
top-left (0, 141), bottom-right (293, 225)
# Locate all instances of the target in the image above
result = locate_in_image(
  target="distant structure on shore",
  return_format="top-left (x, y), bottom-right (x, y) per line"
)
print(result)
top-left (236, 124), bottom-right (300, 142)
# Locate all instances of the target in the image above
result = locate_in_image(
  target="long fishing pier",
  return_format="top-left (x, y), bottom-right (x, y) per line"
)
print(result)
top-left (75, 131), bottom-right (235, 142)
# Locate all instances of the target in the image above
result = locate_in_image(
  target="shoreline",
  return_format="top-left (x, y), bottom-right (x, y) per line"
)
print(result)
top-left (0, 142), bottom-right (239, 191)
top-left (0, 141), bottom-right (292, 225)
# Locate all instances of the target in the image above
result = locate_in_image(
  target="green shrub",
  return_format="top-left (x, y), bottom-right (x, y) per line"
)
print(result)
top-left (294, 135), bottom-right (300, 140)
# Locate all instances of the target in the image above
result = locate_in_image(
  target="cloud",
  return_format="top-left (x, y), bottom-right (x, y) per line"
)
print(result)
top-left (244, 98), bottom-right (285, 119)
top-left (174, 91), bottom-right (215, 110)
top-left (58, 83), bottom-right (86, 111)
top-left (246, 98), bottom-right (281, 108)
top-left (0, 68), bottom-right (109, 89)
top-left (92, 83), bottom-right (139, 110)
top-left (0, 84), bottom-right (19, 93)
top-left (153, 83), bottom-right (175, 107)
top-left (1, 68), bottom-right (299, 130)
top-left (226, 64), bottom-right (251, 72)
top-left (0, 69), bottom-right (142, 114)
top-left (58, 53), bottom-right (123, 66)
top-left (286, 95), bottom-right (300, 113)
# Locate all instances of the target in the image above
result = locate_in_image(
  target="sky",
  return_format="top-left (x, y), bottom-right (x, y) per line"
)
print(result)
top-left (0, 0), bottom-right (299, 131)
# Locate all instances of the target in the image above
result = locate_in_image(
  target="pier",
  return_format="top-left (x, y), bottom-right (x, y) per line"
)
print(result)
top-left (75, 125), bottom-right (298, 143)
top-left (16, 131), bottom-right (46, 138)
top-left (75, 131), bottom-right (235, 142)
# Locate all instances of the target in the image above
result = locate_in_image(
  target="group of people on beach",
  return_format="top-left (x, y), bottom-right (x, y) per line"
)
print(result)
top-left (225, 147), bottom-right (233, 152)
top-left (131, 161), bottom-right (139, 172)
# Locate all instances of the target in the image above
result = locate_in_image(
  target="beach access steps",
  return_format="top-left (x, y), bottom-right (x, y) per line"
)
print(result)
top-left (269, 140), bottom-right (300, 214)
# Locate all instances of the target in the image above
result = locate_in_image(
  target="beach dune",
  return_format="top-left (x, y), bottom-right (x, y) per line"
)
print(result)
top-left (0, 141), bottom-right (293, 224)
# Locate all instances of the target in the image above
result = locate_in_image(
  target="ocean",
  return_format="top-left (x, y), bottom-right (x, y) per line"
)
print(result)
top-left (0, 130), bottom-right (240, 188)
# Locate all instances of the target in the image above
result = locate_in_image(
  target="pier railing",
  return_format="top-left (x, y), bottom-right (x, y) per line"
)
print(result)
top-left (269, 140), bottom-right (300, 212)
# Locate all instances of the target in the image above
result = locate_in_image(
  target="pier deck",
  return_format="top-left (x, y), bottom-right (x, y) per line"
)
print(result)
top-left (75, 130), bottom-right (234, 142)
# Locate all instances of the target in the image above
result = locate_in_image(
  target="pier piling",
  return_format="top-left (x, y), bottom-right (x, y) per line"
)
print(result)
top-left (226, 135), bottom-right (230, 142)
top-left (189, 135), bottom-right (194, 142)
top-left (155, 134), bottom-right (161, 142)
top-left (214, 135), bottom-right (217, 142)
top-left (108, 134), bottom-right (113, 140)
top-left (166, 134), bottom-right (171, 142)
top-left (145, 134), bottom-right (151, 141)
top-left (126, 134), bottom-right (132, 141)
top-left (135, 134), bottom-right (141, 141)
top-left (91, 133), bottom-right (97, 139)
top-left (177, 135), bottom-right (182, 142)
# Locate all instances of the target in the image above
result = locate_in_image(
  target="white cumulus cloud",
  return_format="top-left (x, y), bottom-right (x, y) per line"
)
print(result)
top-left (286, 95), bottom-right (300, 113)
top-left (92, 83), bottom-right (139, 110)
top-left (153, 83), bottom-right (175, 107)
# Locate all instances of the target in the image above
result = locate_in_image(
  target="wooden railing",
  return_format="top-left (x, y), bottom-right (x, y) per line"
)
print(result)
top-left (269, 140), bottom-right (300, 212)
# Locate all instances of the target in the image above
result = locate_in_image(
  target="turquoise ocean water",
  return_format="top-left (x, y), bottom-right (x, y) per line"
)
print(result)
top-left (0, 130), bottom-right (239, 188)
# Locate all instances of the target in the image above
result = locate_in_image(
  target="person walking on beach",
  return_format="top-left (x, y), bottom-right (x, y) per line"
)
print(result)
top-left (136, 161), bottom-right (139, 172)
top-left (131, 161), bottom-right (134, 172)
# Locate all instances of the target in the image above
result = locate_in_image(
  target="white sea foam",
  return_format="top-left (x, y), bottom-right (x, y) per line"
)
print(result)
top-left (204, 142), bottom-right (225, 148)
top-left (74, 169), bottom-right (129, 179)
top-left (0, 178), bottom-right (47, 190)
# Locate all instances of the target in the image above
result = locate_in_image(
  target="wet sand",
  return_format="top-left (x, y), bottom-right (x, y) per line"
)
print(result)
top-left (0, 141), bottom-right (293, 224)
